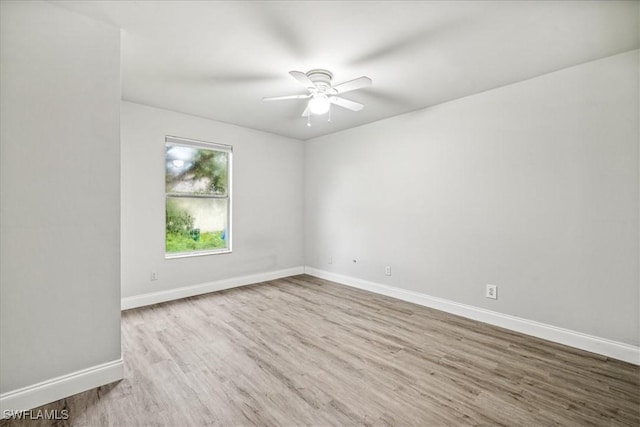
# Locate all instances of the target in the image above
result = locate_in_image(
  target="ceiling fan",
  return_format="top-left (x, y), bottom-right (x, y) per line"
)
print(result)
top-left (263, 69), bottom-right (372, 125)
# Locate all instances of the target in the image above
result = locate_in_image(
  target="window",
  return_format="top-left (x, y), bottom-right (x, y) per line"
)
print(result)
top-left (165, 136), bottom-right (232, 258)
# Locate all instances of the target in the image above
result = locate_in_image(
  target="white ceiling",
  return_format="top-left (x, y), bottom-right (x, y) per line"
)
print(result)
top-left (55, 1), bottom-right (638, 141)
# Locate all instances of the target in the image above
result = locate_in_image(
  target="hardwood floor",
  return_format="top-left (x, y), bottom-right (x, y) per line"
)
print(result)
top-left (2, 274), bottom-right (638, 426)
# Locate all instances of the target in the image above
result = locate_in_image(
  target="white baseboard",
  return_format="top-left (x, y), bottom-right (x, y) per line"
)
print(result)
top-left (304, 267), bottom-right (640, 365)
top-left (0, 358), bottom-right (124, 417)
top-left (121, 266), bottom-right (305, 310)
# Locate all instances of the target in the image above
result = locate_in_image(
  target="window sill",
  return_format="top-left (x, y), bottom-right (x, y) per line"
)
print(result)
top-left (165, 249), bottom-right (232, 259)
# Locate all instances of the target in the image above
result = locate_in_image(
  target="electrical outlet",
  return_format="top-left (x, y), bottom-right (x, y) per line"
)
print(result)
top-left (328, 256), bottom-right (332, 264)
top-left (486, 284), bottom-right (497, 299)
top-left (150, 272), bottom-right (158, 281)
top-left (385, 266), bottom-right (391, 276)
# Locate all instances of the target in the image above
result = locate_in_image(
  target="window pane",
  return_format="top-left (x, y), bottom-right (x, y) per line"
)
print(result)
top-left (165, 144), bottom-right (228, 196)
top-left (165, 197), bottom-right (229, 254)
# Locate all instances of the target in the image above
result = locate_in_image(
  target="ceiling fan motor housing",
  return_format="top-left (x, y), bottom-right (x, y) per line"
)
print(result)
top-left (306, 69), bottom-right (333, 92)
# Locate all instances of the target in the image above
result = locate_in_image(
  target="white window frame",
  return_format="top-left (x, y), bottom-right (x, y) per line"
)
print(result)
top-left (165, 135), bottom-right (232, 259)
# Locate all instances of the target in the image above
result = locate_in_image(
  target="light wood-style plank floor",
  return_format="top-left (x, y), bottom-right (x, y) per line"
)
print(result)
top-left (2, 274), bottom-right (639, 426)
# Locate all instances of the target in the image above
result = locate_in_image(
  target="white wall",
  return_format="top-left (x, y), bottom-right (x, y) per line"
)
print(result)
top-left (0, 0), bottom-right (122, 396)
top-left (121, 102), bottom-right (304, 299)
top-left (305, 50), bottom-right (639, 346)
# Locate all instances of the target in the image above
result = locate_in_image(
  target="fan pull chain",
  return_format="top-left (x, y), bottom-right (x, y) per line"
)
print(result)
top-left (307, 115), bottom-right (311, 127)
top-left (328, 107), bottom-right (331, 123)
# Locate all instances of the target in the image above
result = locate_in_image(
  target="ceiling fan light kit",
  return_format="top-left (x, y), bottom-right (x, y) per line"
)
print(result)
top-left (263, 69), bottom-right (372, 126)
top-left (308, 94), bottom-right (331, 115)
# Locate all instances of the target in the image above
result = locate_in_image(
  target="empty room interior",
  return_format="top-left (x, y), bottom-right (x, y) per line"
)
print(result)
top-left (1, 0), bottom-right (639, 425)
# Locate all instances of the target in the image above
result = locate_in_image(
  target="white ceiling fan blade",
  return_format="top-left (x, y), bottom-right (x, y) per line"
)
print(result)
top-left (301, 104), bottom-right (311, 117)
top-left (330, 96), bottom-right (364, 112)
top-left (263, 94), bottom-right (311, 101)
top-left (289, 70), bottom-right (315, 89)
top-left (333, 76), bottom-right (372, 94)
